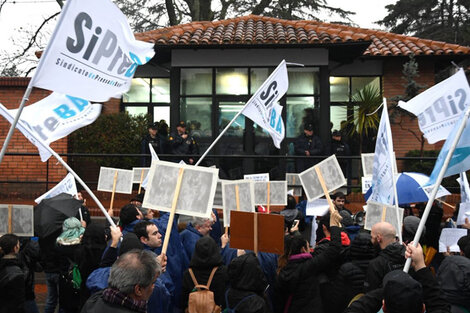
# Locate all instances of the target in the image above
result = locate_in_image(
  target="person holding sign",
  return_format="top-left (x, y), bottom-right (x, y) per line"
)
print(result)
top-left (294, 123), bottom-right (323, 172)
top-left (274, 210), bottom-right (342, 313)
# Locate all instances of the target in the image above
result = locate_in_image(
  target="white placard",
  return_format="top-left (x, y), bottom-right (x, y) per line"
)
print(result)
top-left (244, 173), bottom-right (270, 182)
top-left (457, 202), bottom-right (470, 225)
top-left (213, 179), bottom-right (227, 209)
top-left (253, 181), bottom-right (288, 205)
top-left (362, 176), bottom-right (373, 194)
top-left (299, 155), bottom-right (347, 201)
top-left (0, 205), bottom-right (34, 237)
top-left (364, 201), bottom-right (404, 232)
top-left (306, 199), bottom-right (330, 217)
top-left (286, 173), bottom-right (302, 186)
top-left (35, 173), bottom-right (78, 204)
top-left (222, 180), bottom-right (255, 227)
top-left (439, 228), bottom-right (468, 253)
top-left (97, 167), bottom-right (134, 194)
top-left (132, 167), bottom-right (150, 184)
top-left (142, 161), bottom-right (218, 218)
top-left (362, 153), bottom-right (398, 177)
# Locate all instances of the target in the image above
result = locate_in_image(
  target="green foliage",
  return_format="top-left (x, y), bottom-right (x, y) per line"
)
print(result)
top-left (70, 112), bottom-right (150, 169)
top-left (346, 84), bottom-right (382, 139)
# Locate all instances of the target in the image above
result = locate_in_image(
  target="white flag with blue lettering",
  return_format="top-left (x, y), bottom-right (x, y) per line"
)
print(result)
top-left (368, 104), bottom-right (396, 205)
top-left (35, 173), bottom-right (78, 204)
top-left (32, 0), bottom-right (155, 102)
top-left (398, 69), bottom-right (470, 144)
top-left (428, 110), bottom-right (470, 186)
top-left (0, 93), bottom-right (101, 161)
top-left (242, 60), bottom-right (288, 148)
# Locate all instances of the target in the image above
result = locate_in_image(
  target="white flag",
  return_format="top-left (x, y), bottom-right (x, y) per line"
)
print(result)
top-left (398, 69), bottom-right (470, 144)
top-left (142, 146), bottom-right (159, 190)
top-left (368, 104), bottom-right (396, 205)
top-left (242, 60), bottom-right (288, 148)
top-left (35, 173), bottom-right (78, 203)
top-left (32, 0), bottom-right (155, 102)
top-left (458, 173), bottom-right (470, 203)
top-left (0, 93), bottom-right (101, 161)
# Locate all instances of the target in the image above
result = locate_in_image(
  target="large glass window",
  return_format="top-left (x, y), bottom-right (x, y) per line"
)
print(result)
top-left (180, 97), bottom-right (212, 138)
top-left (286, 97), bottom-right (315, 138)
top-left (123, 78), bottom-right (151, 103)
top-left (287, 68), bottom-right (319, 95)
top-left (125, 106), bottom-right (148, 116)
top-left (330, 77), bottom-right (349, 102)
top-left (250, 68), bottom-right (271, 93)
top-left (181, 69), bottom-right (212, 95)
top-left (151, 78), bottom-right (170, 103)
top-left (218, 102), bottom-right (245, 137)
top-left (216, 68), bottom-right (248, 95)
top-left (352, 77), bottom-right (381, 98)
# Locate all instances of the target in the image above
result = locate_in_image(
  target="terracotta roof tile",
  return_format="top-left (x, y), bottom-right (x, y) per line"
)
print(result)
top-left (136, 15), bottom-right (470, 56)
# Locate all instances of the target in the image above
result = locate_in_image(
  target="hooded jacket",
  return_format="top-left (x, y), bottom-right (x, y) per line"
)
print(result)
top-left (275, 226), bottom-right (342, 313)
top-left (437, 255), bottom-right (470, 311)
top-left (364, 241), bottom-right (406, 292)
top-left (0, 257), bottom-right (25, 313)
top-left (181, 236), bottom-right (229, 309)
top-left (226, 253), bottom-right (270, 313)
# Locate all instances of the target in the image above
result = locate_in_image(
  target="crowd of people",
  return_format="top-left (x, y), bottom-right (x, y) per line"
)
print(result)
top-left (1, 190), bottom-right (470, 313)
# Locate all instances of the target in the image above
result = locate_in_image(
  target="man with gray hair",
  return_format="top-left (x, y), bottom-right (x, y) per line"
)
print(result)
top-left (81, 249), bottom-right (161, 313)
top-left (365, 221), bottom-right (406, 292)
top-left (180, 216), bottom-right (213, 260)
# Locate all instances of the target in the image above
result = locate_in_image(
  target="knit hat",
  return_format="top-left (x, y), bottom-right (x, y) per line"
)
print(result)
top-left (383, 270), bottom-right (423, 313)
top-left (403, 216), bottom-right (425, 242)
top-left (56, 217), bottom-right (85, 245)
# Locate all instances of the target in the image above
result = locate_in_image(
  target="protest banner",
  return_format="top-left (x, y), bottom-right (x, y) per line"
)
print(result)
top-left (253, 181), bottom-right (287, 213)
top-left (222, 180), bottom-right (255, 227)
top-left (456, 202), bottom-right (470, 225)
top-left (286, 173), bottom-right (302, 186)
top-left (195, 60), bottom-right (288, 166)
top-left (361, 176), bottom-right (373, 194)
top-left (0, 205), bottom-right (34, 237)
top-left (305, 199), bottom-right (330, 217)
top-left (98, 167), bottom-right (133, 212)
top-left (457, 173), bottom-right (470, 203)
top-left (0, 95), bottom-right (101, 161)
top-left (364, 201), bottom-right (404, 233)
top-left (362, 152), bottom-right (397, 177)
top-left (438, 228), bottom-right (467, 253)
top-left (213, 180), bottom-right (226, 209)
top-left (35, 173), bottom-right (78, 204)
top-left (230, 210), bottom-right (284, 255)
top-left (398, 69), bottom-right (470, 144)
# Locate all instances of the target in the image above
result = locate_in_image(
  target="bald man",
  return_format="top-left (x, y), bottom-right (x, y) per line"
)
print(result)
top-left (365, 222), bottom-right (406, 292)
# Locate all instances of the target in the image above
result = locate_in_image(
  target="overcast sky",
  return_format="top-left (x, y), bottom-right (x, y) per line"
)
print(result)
top-left (0, 0), bottom-right (396, 67)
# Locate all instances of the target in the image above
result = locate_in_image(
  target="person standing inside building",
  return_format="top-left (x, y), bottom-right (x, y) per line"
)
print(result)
top-left (294, 123), bottom-right (323, 172)
top-left (141, 122), bottom-right (161, 167)
top-left (169, 121), bottom-right (199, 165)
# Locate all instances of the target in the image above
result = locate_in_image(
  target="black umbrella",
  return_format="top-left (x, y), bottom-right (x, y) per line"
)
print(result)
top-left (34, 192), bottom-right (82, 238)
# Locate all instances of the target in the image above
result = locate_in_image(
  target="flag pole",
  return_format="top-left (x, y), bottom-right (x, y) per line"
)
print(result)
top-left (0, 0), bottom-right (74, 165)
top-left (404, 106), bottom-right (470, 272)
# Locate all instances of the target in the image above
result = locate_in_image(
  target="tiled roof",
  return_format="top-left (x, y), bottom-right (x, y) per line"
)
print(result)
top-left (136, 15), bottom-right (470, 57)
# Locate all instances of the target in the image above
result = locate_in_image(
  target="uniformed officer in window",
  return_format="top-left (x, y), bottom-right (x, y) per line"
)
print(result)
top-left (169, 121), bottom-right (199, 164)
top-left (294, 122), bottom-right (323, 172)
top-left (141, 122), bottom-right (161, 166)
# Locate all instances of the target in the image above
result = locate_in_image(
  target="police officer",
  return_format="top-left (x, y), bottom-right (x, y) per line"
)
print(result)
top-left (169, 121), bottom-right (199, 164)
top-left (330, 129), bottom-right (351, 178)
top-left (141, 122), bottom-right (161, 166)
top-left (294, 123), bottom-right (323, 172)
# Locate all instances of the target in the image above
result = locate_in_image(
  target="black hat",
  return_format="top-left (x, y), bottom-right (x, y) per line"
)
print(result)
top-left (177, 121), bottom-right (186, 128)
top-left (304, 123), bottom-right (314, 131)
top-left (383, 270), bottom-right (423, 313)
top-left (119, 233), bottom-right (144, 256)
top-left (130, 192), bottom-right (144, 203)
top-left (332, 130), bottom-right (341, 137)
top-left (149, 122), bottom-right (159, 130)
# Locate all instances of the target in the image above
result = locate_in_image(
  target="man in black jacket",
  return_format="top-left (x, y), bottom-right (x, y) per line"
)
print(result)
top-left (169, 121), bottom-right (199, 165)
top-left (140, 122), bottom-right (161, 167)
top-left (294, 123), bottom-right (323, 172)
top-left (365, 222), bottom-right (405, 292)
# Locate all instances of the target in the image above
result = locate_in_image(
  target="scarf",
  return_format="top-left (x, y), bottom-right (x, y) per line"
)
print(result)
top-left (56, 217), bottom-right (85, 245)
top-left (102, 288), bottom-right (147, 313)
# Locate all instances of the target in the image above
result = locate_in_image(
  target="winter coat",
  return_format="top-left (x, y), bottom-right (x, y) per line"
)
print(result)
top-left (180, 223), bottom-right (203, 261)
top-left (18, 238), bottom-right (42, 301)
top-left (226, 253), bottom-right (270, 313)
top-left (294, 133), bottom-right (323, 172)
top-left (437, 256), bottom-right (470, 311)
top-left (80, 290), bottom-right (138, 313)
top-left (141, 134), bottom-right (161, 167)
top-left (275, 226), bottom-right (342, 313)
top-left (181, 236), bottom-right (229, 309)
top-left (38, 229), bottom-right (64, 273)
top-left (0, 257), bottom-right (25, 313)
top-left (364, 242), bottom-right (406, 292)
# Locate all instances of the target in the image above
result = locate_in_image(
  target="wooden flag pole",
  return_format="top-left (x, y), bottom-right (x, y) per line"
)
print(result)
top-left (235, 185), bottom-right (240, 211)
top-left (267, 182), bottom-right (271, 214)
top-left (138, 169), bottom-right (145, 194)
top-left (381, 206), bottom-right (387, 222)
top-left (314, 167), bottom-right (335, 213)
top-left (109, 171), bottom-right (118, 214)
top-left (253, 212), bottom-right (259, 255)
top-left (162, 167), bottom-right (185, 256)
top-left (7, 205), bottom-right (13, 233)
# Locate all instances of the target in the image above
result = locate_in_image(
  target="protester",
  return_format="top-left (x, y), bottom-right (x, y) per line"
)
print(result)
top-left (76, 191), bottom-right (92, 227)
top-left (169, 121), bottom-right (199, 164)
top-left (280, 195), bottom-right (305, 234)
top-left (18, 237), bottom-right (42, 313)
top-left (275, 210), bottom-right (343, 313)
top-left (81, 249), bottom-right (162, 313)
top-left (181, 236), bottom-right (229, 310)
top-left (133, 221), bottom-right (163, 252)
top-left (294, 122), bottom-right (323, 172)
top-left (225, 253), bottom-right (270, 313)
top-left (365, 222), bottom-right (405, 292)
top-left (180, 216), bottom-right (213, 260)
top-left (119, 204), bottom-right (144, 235)
top-left (141, 122), bottom-right (161, 167)
top-left (437, 255), bottom-right (470, 312)
top-left (0, 233), bottom-right (25, 313)
top-left (402, 216), bottom-right (425, 244)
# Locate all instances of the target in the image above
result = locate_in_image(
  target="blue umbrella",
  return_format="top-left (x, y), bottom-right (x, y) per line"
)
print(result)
top-left (365, 172), bottom-right (450, 205)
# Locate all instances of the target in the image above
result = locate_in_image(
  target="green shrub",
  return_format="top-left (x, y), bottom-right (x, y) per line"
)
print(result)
top-left (70, 112), bottom-right (150, 169)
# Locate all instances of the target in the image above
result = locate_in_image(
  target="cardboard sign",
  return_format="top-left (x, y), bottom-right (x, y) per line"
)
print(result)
top-left (362, 152), bottom-right (398, 177)
top-left (439, 228), bottom-right (467, 253)
top-left (244, 173), bottom-right (269, 182)
top-left (132, 167), bottom-right (150, 184)
top-left (457, 202), bottom-right (470, 225)
top-left (213, 180), bottom-right (226, 209)
top-left (97, 167), bottom-right (133, 194)
top-left (222, 180), bottom-right (255, 227)
top-left (286, 173), bottom-right (302, 186)
top-left (364, 201), bottom-right (404, 232)
top-left (230, 211), bottom-right (284, 255)
top-left (142, 160), bottom-right (218, 218)
top-left (253, 181), bottom-right (287, 205)
top-left (299, 155), bottom-right (346, 201)
top-left (362, 176), bottom-right (373, 194)
top-left (0, 204), bottom-right (34, 236)
top-left (306, 199), bottom-right (330, 217)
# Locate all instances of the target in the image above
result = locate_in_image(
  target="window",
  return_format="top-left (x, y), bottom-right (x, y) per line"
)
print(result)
top-left (216, 68), bottom-right (248, 95)
top-left (180, 97), bottom-right (212, 138)
top-left (181, 69), bottom-right (212, 95)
